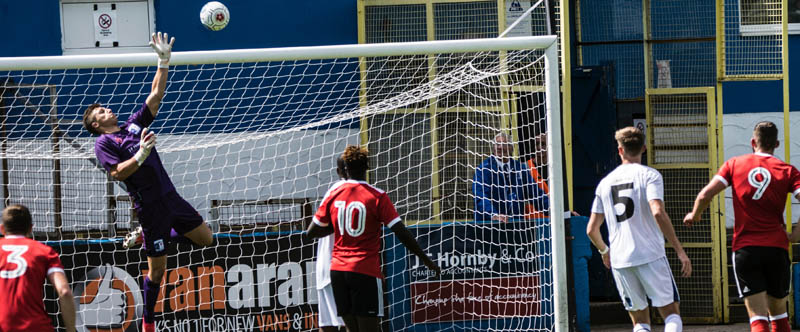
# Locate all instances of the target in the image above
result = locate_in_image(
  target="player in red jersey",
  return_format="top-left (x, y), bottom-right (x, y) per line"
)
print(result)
top-left (0, 204), bottom-right (76, 332)
top-left (307, 145), bottom-right (440, 332)
top-left (684, 121), bottom-right (800, 332)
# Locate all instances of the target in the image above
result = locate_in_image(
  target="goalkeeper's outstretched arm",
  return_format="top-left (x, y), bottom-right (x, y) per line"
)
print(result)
top-left (145, 32), bottom-right (175, 118)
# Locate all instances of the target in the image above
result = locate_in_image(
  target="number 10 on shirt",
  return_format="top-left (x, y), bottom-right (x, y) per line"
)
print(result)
top-left (334, 200), bottom-right (367, 237)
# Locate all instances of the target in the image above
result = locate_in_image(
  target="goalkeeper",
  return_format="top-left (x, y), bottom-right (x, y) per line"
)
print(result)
top-left (81, 32), bottom-right (214, 332)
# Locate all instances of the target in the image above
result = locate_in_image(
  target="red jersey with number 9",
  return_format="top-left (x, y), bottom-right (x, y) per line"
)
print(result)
top-left (0, 235), bottom-right (65, 332)
top-left (715, 153), bottom-right (800, 251)
top-left (313, 180), bottom-right (402, 279)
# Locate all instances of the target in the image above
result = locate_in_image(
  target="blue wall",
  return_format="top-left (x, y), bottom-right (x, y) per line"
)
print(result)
top-left (722, 80), bottom-right (784, 114)
top-left (721, 35), bottom-right (800, 115)
top-left (0, 1), bottom-right (360, 138)
top-left (0, 2), bottom-right (62, 56)
top-left (0, 0), bottom-right (357, 56)
top-left (790, 35), bottom-right (800, 111)
top-left (156, 1), bottom-right (357, 51)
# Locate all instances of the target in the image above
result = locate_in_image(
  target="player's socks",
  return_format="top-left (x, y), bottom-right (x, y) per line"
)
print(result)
top-left (170, 228), bottom-right (195, 246)
top-left (633, 323), bottom-right (651, 332)
top-left (769, 313), bottom-right (790, 332)
top-left (664, 313), bottom-right (682, 332)
top-left (750, 316), bottom-right (769, 332)
top-left (143, 276), bottom-right (160, 325)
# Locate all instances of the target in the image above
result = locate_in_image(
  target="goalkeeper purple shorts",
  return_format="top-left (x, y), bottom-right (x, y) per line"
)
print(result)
top-left (137, 191), bottom-right (204, 257)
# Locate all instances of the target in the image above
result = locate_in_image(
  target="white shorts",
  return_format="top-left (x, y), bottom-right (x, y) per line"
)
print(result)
top-left (317, 284), bottom-right (345, 327)
top-left (611, 257), bottom-right (679, 311)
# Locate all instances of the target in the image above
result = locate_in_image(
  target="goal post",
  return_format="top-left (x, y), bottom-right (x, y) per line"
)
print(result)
top-left (0, 36), bottom-right (566, 332)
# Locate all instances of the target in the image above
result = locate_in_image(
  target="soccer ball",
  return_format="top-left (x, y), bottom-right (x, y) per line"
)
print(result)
top-left (200, 1), bottom-right (229, 31)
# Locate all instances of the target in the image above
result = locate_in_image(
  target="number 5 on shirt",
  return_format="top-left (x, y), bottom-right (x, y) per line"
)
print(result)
top-left (611, 183), bottom-right (635, 222)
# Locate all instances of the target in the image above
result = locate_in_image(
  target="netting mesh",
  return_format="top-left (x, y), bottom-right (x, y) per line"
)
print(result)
top-left (723, 0), bottom-right (784, 77)
top-left (648, 91), bottom-right (720, 320)
top-left (648, 0), bottom-right (716, 89)
top-left (1, 38), bottom-right (561, 332)
top-left (577, 0), bottom-right (645, 99)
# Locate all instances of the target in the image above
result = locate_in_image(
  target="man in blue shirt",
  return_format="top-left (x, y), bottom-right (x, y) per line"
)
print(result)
top-left (82, 32), bottom-right (213, 332)
top-left (473, 133), bottom-right (549, 222)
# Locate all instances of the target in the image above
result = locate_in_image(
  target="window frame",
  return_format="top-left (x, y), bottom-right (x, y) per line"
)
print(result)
top-left (738, 0), bottom-right (800, 36)
top-left (60, 0), bottom-right (156, 55)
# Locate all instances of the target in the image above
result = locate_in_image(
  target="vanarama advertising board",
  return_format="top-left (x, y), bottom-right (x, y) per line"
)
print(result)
top-left (46, 233), bottom-right (319, 332)
top-left (42, 222), bottom-right (552, 332)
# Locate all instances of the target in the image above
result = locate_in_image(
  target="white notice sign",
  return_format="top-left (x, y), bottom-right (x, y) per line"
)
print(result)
top-left (93, 3), bottom-right (117, 46)
top-left (634, 118), bottom-right (647, 140)
top-left (505, 0), bottom-right (533, 37)
top-left (656, 60), bottom-right (673, 89)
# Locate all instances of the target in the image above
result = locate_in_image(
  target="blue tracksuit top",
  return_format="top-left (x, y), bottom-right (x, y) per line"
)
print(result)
top-left (472, 156), bottom-right (550, 221)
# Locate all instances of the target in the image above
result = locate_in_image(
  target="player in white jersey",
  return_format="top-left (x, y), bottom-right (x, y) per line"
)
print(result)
top-left (587, 127), bottom-right (692, 332)
top-left (312, 157), bottom-right (346, 331)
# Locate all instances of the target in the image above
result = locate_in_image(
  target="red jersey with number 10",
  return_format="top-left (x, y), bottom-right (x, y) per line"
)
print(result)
top-left (715, 153), bottom-right (800, 251)
top-left (0, 235), bottom-right (65, 332)
top-left (313, 180), bottom-right (402, 279)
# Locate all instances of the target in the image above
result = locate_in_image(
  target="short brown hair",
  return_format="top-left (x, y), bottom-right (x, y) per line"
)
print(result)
top-left (615, 126), bottom-right (645, 155)
top-left (2, 204), bottom-right (32, 236)
top-left (341, 145), bottom-right (369, 178)
top-left (83, 103), bottom-right (102, 135)
top-left (753, 121), bottom-right (778, 150)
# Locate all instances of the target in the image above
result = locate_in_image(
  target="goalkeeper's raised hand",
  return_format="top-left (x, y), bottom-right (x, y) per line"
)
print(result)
top-left (133, 128), bottom-right (157, 166)
top-left (149, 32), bottom-right (175, 68)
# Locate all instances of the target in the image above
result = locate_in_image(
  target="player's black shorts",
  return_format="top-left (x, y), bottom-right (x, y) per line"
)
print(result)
top-left (330, 270), bottom-right (384, 317)
top-left (733, 246), bottom-right (790, 298)
top-left (137, 191), bottom-right (204, 257)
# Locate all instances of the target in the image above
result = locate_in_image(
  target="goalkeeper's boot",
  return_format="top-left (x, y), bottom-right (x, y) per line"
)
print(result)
top-left (123, 226), bottom-right (144, 249)
top-left (142, 321), bottom-right (155, 332)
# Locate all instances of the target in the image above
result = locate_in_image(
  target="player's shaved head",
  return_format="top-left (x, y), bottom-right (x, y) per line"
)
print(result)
top-left (753, 121), bottom-right (778, 151)
top-left (83, 103), bottom-right (102, 135)
top-left (615, 126), bottom-right (645, 156)
top-left (2, 204), bottom-right (32, 236)
top-left (342, 145), bottom-right (369, 180)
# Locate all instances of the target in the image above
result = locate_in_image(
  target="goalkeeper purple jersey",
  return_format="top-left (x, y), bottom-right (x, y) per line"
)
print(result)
top-left (94, 103), bottom-right (175, 206)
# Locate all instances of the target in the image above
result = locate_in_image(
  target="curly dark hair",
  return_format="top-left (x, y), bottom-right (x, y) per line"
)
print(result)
top-left (341, 145), bottom-right (369, 179)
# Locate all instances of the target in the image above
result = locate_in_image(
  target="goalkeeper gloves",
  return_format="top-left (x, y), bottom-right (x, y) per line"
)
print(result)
top-left (133, 128), bottom-right (157, 166)
top-left (149, 32), bottom-right (175, 68)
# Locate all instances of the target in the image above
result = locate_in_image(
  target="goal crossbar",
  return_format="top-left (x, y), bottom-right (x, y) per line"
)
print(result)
top-left (0, 36), bottom-right (557, 70)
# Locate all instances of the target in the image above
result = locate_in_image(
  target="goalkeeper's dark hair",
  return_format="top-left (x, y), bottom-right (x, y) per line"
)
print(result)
top-left (753, 121), bottom-right (778, 151)
top-left (614, 126), bottom-right (645, 155)
top-left (83, 103), bottom-right (102, 136)
top-left (342, 145), bottom-right (369, 180)
top-left (2, 204), bottom-right (32, 236)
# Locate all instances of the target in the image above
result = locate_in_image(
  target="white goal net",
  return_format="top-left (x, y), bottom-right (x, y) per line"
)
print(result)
top-left (0, 36), bottom-right (566, 332)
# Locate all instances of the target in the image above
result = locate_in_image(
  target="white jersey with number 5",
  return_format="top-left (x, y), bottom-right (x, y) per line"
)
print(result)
top-left (592, 163), bottom-right (666, 268)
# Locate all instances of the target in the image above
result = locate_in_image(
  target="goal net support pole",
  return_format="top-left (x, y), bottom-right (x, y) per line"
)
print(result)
top-left (0, 35), bottom-right (566, 332)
